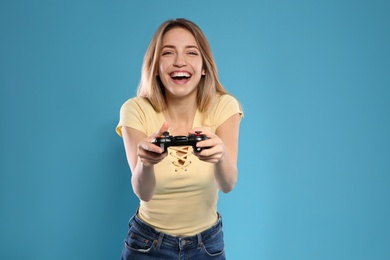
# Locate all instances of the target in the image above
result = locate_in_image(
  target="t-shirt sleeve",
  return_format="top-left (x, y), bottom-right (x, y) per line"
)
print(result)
top-left (213, 95), bottom-right (243, 128)
top-left (116, 98), bottom-right (148, 137)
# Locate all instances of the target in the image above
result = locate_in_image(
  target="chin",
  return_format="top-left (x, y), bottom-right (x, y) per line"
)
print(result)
top-left (166, 87), bottom-right (197, 99)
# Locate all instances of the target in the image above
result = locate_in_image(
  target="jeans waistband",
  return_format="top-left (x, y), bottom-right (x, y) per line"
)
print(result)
top-left (129, 213), bottom-right (223, 249)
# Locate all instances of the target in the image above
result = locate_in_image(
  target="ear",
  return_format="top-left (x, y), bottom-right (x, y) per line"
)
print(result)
top-left (201, 69), bottom-right (206, 76)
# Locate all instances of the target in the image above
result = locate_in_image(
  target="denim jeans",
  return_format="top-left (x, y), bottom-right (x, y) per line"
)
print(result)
top-left (121, 213), bottom-right (226, 259)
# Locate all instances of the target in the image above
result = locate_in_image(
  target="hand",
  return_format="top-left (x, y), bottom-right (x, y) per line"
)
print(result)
top-left (189, 127), bottom-right (225, 163)
top-left (137, 122), bottom-right (169, 167)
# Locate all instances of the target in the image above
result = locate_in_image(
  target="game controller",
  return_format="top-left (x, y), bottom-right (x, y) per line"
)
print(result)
top-left (151, 131), bottom-right (210, 153)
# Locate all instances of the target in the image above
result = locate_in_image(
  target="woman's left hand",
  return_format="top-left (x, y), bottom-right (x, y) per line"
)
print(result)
top-left (189, 128), bottom-right (225, 163)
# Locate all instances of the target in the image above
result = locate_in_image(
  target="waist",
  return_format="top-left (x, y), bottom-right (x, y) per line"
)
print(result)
top-left (138, 203), bottom-right (218, 236)
top-left (131, 211), bottom-right (223, 243)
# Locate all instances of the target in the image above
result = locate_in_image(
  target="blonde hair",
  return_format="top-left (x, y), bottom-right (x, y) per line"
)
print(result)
top-left (137, 18), bottom-right (227, 112)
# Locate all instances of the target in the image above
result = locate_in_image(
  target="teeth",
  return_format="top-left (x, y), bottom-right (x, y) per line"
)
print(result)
top-left (171, 72), bottom-right (191, 78)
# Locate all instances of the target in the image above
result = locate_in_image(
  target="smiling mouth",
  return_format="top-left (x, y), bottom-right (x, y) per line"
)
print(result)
top-left (170, 71), bottom-right (192, 80)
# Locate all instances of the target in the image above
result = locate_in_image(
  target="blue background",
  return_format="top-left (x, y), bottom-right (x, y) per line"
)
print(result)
top-left (1, 0), bottom-right (389, 259)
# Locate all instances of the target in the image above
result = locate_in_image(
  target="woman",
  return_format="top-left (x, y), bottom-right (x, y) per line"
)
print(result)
top-left (116, 18), bottom-right (243, 259)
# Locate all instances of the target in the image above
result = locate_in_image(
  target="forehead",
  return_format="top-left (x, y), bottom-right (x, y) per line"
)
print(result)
top-left (161, 27), bottom-right (198, 47)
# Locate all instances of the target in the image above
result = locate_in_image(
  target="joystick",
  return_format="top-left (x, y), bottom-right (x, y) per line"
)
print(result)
top-left (151, 131), bottom-right (210, 153)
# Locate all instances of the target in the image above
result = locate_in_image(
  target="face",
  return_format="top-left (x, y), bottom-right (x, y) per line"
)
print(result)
top-left (158, 27), bottom-right (204, 99)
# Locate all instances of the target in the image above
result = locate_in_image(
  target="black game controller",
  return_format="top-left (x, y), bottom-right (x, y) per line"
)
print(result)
top-left (151, 131), bottom-right (210, 153)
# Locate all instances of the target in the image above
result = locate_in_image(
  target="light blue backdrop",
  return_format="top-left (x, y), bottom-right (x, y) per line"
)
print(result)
top-left (1, 1), bottom-right (389, 259)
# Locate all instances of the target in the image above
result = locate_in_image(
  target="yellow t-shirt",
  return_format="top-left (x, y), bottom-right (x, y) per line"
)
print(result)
top-left (116, 94), bottom-right (243, 236)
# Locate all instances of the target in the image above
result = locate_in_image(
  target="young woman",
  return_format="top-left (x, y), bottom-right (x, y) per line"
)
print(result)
top-left (116, 18), bottom-right (243, 259)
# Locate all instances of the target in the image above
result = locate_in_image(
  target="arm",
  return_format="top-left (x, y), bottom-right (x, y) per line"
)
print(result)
top-left (121, 122), bottom-right (169, 201)
top-left (192, 113), bottom-right (241, 193)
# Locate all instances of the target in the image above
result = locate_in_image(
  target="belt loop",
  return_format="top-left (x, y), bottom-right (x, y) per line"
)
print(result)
top-left (128, 214), bottom-right (135, 228)
top-left (218, 212), bottom-right (223, 227)
top-left (197, 233), bottom-right (203, 248)
top-left (156, 232), bottom-right (164, 249)
top-left (129, 207), bottom-right (140, 227)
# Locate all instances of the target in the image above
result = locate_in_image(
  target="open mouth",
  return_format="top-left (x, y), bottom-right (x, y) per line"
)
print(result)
top-left (170, 71), bottom-right (192, 84)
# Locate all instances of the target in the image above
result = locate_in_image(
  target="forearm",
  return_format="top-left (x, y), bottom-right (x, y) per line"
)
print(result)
top-left (131, 158), bottom-right (156, 202)
top-left (214, 150), bottom-right (238, 193)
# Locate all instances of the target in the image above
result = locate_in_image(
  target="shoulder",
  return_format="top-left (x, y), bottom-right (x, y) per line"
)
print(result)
top-left (117, 97), bottom-right (159, 137)
top-left (120, 97), bottom-right (159, 118)
top-left (121, 97), bottom-right (154, 111)
top-left (216, 94), bottom-right (240, 104)
top-left (211, 94), bottom-right (243, 116)
top-left (204, 94), bottom-right (243, 130)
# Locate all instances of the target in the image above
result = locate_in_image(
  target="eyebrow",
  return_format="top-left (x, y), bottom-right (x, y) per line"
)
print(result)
top-left (161, 45), bottom-right (199, 50)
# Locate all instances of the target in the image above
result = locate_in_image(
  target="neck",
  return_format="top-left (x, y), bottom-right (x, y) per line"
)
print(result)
top-left (163, 96), bottom-right (198, 135)
top-left (165, 101), bottom-right (197, 121)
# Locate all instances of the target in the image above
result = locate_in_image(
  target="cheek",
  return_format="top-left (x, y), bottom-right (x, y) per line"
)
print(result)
top-left (196, 61), bottom-right (204, 74)
top-left (158, 62), bottom-right (164, 76)
top-left (157, 64), bottom-right (170, 87)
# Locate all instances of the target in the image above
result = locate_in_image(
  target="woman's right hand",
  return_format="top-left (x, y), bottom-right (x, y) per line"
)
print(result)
top-left (137, 121), bottom-right (169, 167)
top-left (122, 122), bottom-right (169, 201)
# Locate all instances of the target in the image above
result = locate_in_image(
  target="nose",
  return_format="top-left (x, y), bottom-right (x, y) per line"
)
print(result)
top-left (173, 53), bottom-right (186, 67)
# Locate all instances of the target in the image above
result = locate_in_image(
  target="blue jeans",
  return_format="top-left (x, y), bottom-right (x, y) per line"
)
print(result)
top-left (121, 213), bottom-right (226, 259)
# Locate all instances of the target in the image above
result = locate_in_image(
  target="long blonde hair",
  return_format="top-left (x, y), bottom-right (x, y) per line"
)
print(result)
top-left (137, 18), bottom-right (227, 112)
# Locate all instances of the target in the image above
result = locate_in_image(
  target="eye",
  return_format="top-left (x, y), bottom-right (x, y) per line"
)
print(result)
top-left (162, 51), bottom-right (173, 56)
top-left (188, 51), bottom-right (199, 55)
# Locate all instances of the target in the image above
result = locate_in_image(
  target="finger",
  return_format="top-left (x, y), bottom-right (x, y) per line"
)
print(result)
top-left (197, 146), bottom-right (218, 156)
top-left (142, 152), bottom-right (166, 163)
top-left (195, 153), bottom-right (221, 163)
top-left (195, 144), bottom-right (224, 159)
top-left (196, 138), bottom-right (214, 148)
top-left (140, 141), bottom-right (163, 154)
top-left (196, 135), bottom-right (221, 150)
top-left (139, 150), bottom-right (167, 163)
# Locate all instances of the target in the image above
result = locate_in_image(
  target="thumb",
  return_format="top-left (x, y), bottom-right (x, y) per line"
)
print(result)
top-left (155, 121), bottom-right (169, 137)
